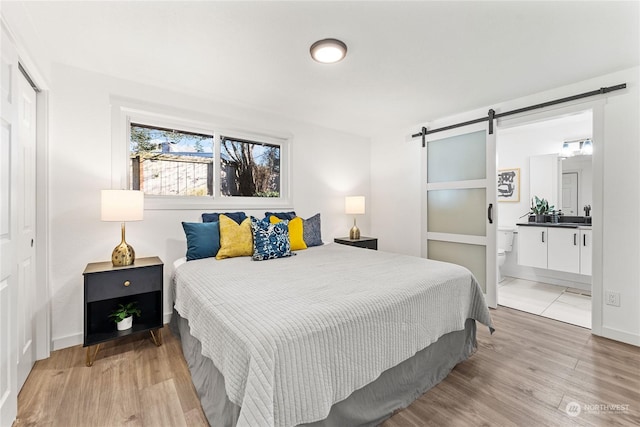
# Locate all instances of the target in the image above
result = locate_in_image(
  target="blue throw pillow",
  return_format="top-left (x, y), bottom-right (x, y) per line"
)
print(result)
top-left (202, 211), bottom-right (247, 225)
top-left (250, 217), bottom-right (293, 261)
top-left (182, 221), bottom-right (221, 261)
top-left (264, 211), bottom-right (297, 221)
top-left (303, 213), bottom-right (323, 247)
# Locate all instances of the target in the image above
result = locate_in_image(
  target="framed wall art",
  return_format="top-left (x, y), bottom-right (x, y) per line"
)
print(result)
top-left (498, 168), bottom-right (520, 202)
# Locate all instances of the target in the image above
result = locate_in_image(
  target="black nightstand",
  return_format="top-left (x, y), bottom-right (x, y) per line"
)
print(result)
top-left (334, 237), bottom-right (378, 250)
top-left (83, 256), bottom-right (164, 366)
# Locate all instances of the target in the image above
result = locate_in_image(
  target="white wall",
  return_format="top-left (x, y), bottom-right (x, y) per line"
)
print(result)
top-left (371, 67), bottom-right (640, 346)
top-left (49, 63), bottom-right (371, 349)
top-left (370, 130), bottom-right (423, 257)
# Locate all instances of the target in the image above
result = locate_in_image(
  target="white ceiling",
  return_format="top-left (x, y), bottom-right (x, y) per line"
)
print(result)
top-left (9, 1), bottom-right (640, 137)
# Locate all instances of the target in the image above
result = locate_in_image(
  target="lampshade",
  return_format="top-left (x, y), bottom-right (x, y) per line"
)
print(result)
top-left (345, 196), bottom-right (365, 215)
top-left (101, 190), bottom-right (144, 222)
top-left (310, 38), bottom-right (347, 64)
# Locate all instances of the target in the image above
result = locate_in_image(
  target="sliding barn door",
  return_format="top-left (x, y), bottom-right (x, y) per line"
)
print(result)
top-left (424, 123), bottom-right (497, 308)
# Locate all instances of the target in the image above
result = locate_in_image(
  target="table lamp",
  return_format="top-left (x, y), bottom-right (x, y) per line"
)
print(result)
top-left (345, 196), bottom-right (365, 240)
top-left (101, 190), bottom-right (144, 266)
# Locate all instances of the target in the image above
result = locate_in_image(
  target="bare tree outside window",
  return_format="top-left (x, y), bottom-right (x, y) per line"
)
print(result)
top-left (130, 123), bottom-right (214, 196)
top-left (220, 137), bottom-right (280, 197)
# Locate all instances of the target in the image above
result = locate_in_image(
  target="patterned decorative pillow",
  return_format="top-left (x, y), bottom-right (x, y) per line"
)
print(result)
top-left (216, 215), bottom-right (253, 259)
top-left (264, 211), bottom-right (297, 221)
top-left (251, 217), bottom-right (293, 261)
top-left (181, 221), bottom-right (220, 261)
top-left (202, 211), bottom-right (247, 225)
top-left (269, 216), bottom-right (307, 251)
top-left (302, 213), bottom-right (323, 247)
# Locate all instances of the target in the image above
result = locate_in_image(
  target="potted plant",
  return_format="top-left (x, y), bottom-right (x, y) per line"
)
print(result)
top-left (109, 302), bottom-right (141, 331)
top-left (529, 195), bottom-right (555, 223)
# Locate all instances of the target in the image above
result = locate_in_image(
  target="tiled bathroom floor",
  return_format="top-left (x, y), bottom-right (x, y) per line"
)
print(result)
top-left (498, 277), bottom-right (591, 329)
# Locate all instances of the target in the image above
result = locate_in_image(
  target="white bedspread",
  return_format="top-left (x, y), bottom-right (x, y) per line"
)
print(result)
top-left (172, 243), bottom-right (493, 427)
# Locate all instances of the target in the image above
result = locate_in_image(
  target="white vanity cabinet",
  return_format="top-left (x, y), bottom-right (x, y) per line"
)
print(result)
top-left (580, 229), bottom-right (593, 275)
top-left (518, 226), bottom-right (548, 269)
top-left (547, 228), bottom-right (580, 274)
top-left (517, 226), bottom-right (592, 275)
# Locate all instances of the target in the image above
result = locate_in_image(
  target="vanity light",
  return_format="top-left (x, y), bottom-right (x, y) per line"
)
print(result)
top-left (310, 39), bottom-right (347, 63)
top-left (561, 139), bottom-right (592, 157)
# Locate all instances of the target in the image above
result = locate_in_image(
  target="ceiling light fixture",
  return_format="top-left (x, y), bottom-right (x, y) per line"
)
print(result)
top-left (310, 38), bottom-right (347, 64)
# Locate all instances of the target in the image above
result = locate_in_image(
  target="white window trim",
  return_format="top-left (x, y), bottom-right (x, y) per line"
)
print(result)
top-left (110, 97), bottom-right (293, 210)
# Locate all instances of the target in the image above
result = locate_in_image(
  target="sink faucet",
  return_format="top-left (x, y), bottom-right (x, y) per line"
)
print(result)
top-left (584, 205), bottom-right (591, 217)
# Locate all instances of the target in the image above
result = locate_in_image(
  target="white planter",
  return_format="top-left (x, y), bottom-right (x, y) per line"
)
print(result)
top-left (116, 315), bottom-right (133, 331)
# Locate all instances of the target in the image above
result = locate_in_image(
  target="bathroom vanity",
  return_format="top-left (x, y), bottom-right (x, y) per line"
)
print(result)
top-left (517, 221), bottom-right (592, 275)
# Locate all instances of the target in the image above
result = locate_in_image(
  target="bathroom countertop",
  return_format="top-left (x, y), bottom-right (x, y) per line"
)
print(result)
top-left (516, 222), bottom-right (592, 229)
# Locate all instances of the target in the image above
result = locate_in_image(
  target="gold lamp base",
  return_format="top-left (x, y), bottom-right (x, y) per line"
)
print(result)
top-left (112, 223), bottom-right (135, 266)
top-left (112, 241), bottom-right (135, 266)
top-left (349, 218), bottom-right (361, 240)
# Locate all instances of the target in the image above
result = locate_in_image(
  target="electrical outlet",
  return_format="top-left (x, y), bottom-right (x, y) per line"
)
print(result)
top-left (605, 291), bottom-right (621, 307)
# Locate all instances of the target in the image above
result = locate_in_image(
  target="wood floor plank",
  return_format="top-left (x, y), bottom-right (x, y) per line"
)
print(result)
top-left (16, 308), bottom-right (640, 427)
top-left (139, 379), bottom-right (187, 427)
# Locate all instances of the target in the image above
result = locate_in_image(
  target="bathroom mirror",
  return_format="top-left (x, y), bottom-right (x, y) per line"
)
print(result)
top-left (529, 153), bottom-right (560, 209)
top-left (560, 154), bottom-right (593, 216)
top-left (529, 153), bottom-right (592, 216)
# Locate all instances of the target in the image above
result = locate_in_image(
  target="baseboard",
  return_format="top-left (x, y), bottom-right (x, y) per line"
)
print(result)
top-left (52, 332), bottom-right (83, 351)
top-left (596, 326), bottom-right (640, 347)
top-left (501, 268), bottom-right (591, 291)
top-left (164, 311), bottom-right (172, 325)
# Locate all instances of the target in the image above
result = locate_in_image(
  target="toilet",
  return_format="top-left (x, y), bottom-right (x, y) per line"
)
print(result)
top-left (498, 227), bottom-right (515, 282)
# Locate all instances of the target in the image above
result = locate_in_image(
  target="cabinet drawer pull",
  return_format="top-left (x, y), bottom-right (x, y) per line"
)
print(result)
top-left (574, 233), bottom-right (577, 246)
top-left (541, 231), bottom-right (545, 243)
top-left (124, 280), bottom-right (131, 287)
top-left (583, 234), bottom-right (586, 247)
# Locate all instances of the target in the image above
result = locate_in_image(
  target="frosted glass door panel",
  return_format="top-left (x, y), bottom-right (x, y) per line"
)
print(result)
top-left (427, 131), bottom-right (486, 183)
top-left (428, 240), bottom-right (486, 292)
top-left (427, 189), bottom-right (486, 236)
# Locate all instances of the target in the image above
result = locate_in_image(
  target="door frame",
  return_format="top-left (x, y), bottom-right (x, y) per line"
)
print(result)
top-left (420, 121), bottom-right (497, 308)
top-left (33, 81), bottom-right (49, 361)
top-left (494, 100), bottom-right (604, 335)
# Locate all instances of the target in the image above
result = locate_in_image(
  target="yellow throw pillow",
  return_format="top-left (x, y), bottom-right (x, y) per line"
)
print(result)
top-left (270, 215), bottom-right (307, 251)
top-left (216, 215), bottom-right (253, 259)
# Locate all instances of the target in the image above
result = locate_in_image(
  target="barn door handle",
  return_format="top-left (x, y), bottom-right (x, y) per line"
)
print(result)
top-left (487, 203), bottom-right (493, 224)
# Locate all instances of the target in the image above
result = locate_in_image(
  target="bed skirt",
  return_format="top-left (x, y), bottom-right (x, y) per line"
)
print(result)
top-left (170, 309), bottom-right (477, 427)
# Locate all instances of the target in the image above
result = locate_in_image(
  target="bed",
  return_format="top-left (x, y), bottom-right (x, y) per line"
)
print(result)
top-left (171, 243), bottom-right (494, 427)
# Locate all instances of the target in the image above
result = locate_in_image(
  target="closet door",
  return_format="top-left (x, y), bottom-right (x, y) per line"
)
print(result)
top-left (424, 123), bottom-right (497, 308)
top-left (16, 68), bottom-right (37, 390)
top-left (0, 22), bottom-right (19, 426)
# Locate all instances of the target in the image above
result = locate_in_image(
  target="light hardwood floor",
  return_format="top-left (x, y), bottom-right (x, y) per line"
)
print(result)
top-left (15, 307), bottom-right (640, 426)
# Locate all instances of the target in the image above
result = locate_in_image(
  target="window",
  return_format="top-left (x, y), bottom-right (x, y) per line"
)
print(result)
top-left (112, 99), bottom-right (291, 210)
top-left (130, 123), bottom-right (214, 196)
top-left (220, 136), bottom-right (280, 197)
